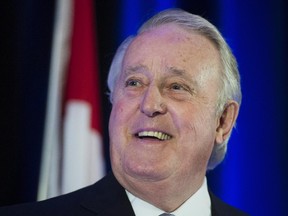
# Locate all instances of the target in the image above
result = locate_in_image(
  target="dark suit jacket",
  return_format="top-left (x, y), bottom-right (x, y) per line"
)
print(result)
top-left (0, 173), bottom-right (248, 216)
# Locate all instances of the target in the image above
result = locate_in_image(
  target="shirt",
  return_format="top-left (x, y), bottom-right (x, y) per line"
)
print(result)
top-left (126, 177), bottom-right (211, 216)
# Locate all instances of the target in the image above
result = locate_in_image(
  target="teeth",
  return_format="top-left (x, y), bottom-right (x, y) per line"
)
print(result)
top-left (138, 131), bottom-right (171, 140)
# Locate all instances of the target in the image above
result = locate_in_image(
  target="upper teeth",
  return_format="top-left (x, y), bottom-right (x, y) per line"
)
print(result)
top-left (138, 131), bottom-right (171, 140)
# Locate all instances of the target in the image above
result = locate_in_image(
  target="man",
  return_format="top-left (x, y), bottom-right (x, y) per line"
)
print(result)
top-left (0, 9), bottom-right (248, 215)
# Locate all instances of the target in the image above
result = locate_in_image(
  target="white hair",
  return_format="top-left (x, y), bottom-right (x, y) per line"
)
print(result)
top-left (107, 9), bottom-right (242, 170)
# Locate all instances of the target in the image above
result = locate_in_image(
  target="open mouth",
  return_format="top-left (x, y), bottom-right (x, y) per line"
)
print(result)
top-left (136, 131), bottom-right (172, 141)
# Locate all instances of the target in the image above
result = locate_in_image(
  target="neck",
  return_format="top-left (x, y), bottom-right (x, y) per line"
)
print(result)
top-left (114, 171), bottom-right (205, 212)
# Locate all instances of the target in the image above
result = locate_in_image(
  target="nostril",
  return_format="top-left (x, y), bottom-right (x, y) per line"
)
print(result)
top-left (141, 109), bottom-right (163, 117)
top-left (140, 87), bottom-right (167, 116)
top-left (140, 98), bottom-right (167, 117)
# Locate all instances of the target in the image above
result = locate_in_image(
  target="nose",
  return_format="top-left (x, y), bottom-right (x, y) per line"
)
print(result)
top-left (140, 85), bottom-right (167, 117)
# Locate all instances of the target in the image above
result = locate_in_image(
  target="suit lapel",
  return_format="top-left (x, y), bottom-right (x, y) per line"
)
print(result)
top-left (209, 191), bottom-right (248, 216)
top-left (210, 191), bottom-right (222, 216)
top-left (79, 173), bottom-right (135, 216)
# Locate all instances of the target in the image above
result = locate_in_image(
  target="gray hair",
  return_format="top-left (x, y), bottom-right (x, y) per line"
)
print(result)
top-left (107, 9), bottom-right (242, 170)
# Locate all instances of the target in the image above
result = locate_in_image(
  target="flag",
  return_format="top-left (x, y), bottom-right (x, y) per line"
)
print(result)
top-left (37, 0), bottom-right (105, 200)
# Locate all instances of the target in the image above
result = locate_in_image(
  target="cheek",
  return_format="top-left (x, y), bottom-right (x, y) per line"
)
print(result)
top-left (109, 102), bottom-right (127, 165)
top-left (177, 115), bottom-right (216, 174)
top-left (109, 99), bottom-right (139, 173)
top-left (190, 104), bottom-right (216, 129)
top-left (109, 97), bottom-right (139, 142)
top-left (109, 101), bottom-right (126, 135)
top-left (176, 106), bottom-right (217, 150)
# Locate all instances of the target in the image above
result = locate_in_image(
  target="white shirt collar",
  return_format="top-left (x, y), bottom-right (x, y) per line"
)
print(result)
top-left (126, 177), bottom-right (211, 216)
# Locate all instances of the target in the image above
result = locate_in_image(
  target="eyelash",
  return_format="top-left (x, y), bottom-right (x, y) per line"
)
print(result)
top-left (124, 78), bottom-right (193, 95)
top-left (169, 83), bottom-right (189, 92)
top-left (125, 79), bottom-right (141, 87)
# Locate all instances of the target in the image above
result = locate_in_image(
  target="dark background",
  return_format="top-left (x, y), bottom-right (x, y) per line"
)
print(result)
top-left (1, 0), bottom-right (287, 215)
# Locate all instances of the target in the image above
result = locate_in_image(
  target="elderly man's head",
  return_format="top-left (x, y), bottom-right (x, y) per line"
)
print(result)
top-left (107, 9), bottom-right (240, 210)
top-left (108, 9), bottom-right (241, 170)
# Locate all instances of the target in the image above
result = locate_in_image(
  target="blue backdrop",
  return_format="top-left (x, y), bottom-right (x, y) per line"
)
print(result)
top-left (117, 1), bottom-right (288, 213)
top-left (0, 0), bottom-right (287, 215)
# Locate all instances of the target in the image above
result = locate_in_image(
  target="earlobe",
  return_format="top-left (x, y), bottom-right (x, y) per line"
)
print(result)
top-left (215, 101), bottom-right (239, 144)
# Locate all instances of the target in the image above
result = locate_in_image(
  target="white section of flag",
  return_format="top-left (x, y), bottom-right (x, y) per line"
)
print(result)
top-left (62, 101), bottom-right (104, 194)
top-left (37, 0), bottom-right (72, 200)
top-left (37, 0), bottom-right (105, 201)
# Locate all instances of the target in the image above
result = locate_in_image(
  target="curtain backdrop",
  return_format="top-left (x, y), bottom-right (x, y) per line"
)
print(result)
top-left (0, 0), bottom-right (287, 215)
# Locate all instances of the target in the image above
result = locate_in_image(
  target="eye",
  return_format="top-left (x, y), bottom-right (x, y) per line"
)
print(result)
top-left (125, 79), bottom-right (142, 87)
top-left (170, 83), bottom-right (186, 91)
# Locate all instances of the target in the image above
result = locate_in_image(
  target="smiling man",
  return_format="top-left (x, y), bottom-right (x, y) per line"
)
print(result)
top-left (0, 9), bottom-right (248, 216)
top-left (107, 10), bottom-right (245, 215)
top-left (110, 22), bottom-right (227, 212)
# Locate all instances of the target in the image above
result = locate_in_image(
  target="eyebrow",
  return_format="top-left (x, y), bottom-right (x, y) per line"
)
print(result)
top-left (166, 67), bottom-right (199, 86)
top-left (125, 65), bottom-right (187, 76)
top-left (168, 67), bottom-right (187, 76)
top-left (124, 65), bottom-right (199, 87)
top-left (124, 65), bottom-right (148, 74)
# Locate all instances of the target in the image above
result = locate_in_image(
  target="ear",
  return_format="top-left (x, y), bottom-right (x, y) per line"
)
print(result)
top-left (215, 101), bottom-right (239, 144)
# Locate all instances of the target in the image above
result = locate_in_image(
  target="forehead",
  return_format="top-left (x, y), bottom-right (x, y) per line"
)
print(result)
top-left (122, 24), bottom-right (221, 81)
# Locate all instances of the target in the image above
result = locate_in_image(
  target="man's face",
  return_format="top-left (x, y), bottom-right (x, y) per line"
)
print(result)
top-left (109, 24), bottom-right (223, 186)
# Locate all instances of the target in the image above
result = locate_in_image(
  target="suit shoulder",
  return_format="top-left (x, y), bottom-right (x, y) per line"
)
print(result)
top-left (0, 173), bottom-right (121, 216)
top-left (0, 185), bottom-right (95, 216)
top-left (210, 192), bottom-right (249, 216)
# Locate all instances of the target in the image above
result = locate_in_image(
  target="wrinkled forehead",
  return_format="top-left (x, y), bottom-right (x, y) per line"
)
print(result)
top-left (122, 24), bottom-right (222, 85)
top-left (125, 24), bottom-right (220, 60)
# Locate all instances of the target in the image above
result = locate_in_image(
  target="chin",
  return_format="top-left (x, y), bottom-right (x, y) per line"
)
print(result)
top-left (123, 162), bottom-right (173, 182)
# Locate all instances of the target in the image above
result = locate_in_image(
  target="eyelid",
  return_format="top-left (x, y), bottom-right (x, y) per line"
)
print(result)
top-left (169, 81), bottom-right (191, 91)
top-left (171, 82), bottom-right (186, 89)
top-left (124, 75), bottom-right (146, 87)
top-left (125, 79), bottom-right (140, 87)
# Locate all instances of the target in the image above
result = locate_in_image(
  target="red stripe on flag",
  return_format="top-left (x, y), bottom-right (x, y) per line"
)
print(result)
top-left (64, 0), bottom-right (102, 133)
top-left (38, 0), bottom-right (105, 200)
